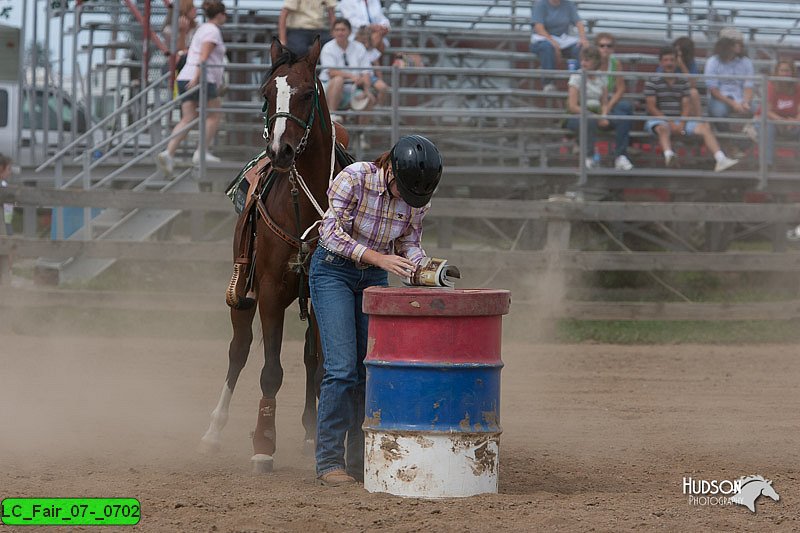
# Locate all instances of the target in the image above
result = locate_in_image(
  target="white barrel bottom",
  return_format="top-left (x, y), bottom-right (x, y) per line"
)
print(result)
top-left (364, 430), bottom-right (500, 498)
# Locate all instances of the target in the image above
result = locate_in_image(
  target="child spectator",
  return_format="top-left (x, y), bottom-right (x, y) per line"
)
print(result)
top-left (565, 46), bottom-right (633, 170)
top-left (645, 47), bottom-right (739, 172)
top-left (748, 60), bottom-right (800, 169)
top-left (354, 25), bottom-right (388, 104)
top-left (530, 0), bottom-right (589, 92)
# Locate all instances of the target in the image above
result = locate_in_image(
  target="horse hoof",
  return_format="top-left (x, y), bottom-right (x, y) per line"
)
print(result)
top-left (197, 437), bottom-right (221, 454)
top-left (302, 439), bottom-right (315, 457)
top-left (251, 454), bottom-right (274, 473)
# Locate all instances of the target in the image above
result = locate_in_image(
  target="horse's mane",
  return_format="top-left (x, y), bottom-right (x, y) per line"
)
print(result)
top-left (269, 48), bottom-right (301, 76)
top-left (261, 48), bottom-right (304, 96)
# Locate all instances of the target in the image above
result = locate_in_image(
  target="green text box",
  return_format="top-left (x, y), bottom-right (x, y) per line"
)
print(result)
top-left (1, 498), bottom-right (140, 526)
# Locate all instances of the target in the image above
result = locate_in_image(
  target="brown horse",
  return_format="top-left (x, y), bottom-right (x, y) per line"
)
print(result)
top-left (200, 37), bottom-right (343, 472)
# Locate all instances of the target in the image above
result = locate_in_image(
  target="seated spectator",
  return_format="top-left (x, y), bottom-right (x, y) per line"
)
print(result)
top-left (704, 28), bottom-right (754, 134)
top-left (339, 0), bottom-right (390, 56)
top-left (320, 18), bottom-right (385, 122)
top-left (749, 60), bottom-right (800, 169)
top-left (657, 36), bottom-right (702, 117)
top-left (565, 46), bottom-right (633, 170)
top-left (595, 32), bottom-right (634, 170)
top-left (354, 24), bottom-right (388, 104)
top-left (278, 0), bottom-right (336, 57)
top-left (530, 0), bottom-right (589, 91)
top-left (645, 47), bottom-right (739, 172)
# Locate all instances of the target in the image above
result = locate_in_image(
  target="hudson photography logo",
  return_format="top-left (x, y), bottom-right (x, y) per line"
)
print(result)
top-left (683, 475), bottom-right (780, 513)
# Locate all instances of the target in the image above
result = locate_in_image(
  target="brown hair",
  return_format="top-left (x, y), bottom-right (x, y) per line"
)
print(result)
top-left (672, 36), bottom-right (695, 65)
top-left (773, 59), bottom-right (798, 92)
top-left (373, 151), bottom-right (392, 174)
top-left (202, 0), bottom-right (225, 19)
top-left (594, 32), bottom-right (615, 46)
top-left (580, 46), bottom-right (601, 69)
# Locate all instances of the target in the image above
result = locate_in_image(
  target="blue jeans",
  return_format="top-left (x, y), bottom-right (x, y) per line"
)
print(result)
top-left (530, 40), bottom-right (581, 86)
top-left (309, 245), bottom-right (388, 479)
top-left (566, 100), bottom-right (632, 158)
top-left (708, 97), bottom-right (733, 132)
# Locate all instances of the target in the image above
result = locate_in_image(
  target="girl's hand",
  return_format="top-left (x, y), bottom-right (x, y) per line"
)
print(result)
top-left (376, 254), bottom-right (417, 277)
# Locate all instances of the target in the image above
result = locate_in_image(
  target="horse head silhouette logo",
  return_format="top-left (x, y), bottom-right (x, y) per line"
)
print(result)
top-left (729, 475), bottom-right (780, 513)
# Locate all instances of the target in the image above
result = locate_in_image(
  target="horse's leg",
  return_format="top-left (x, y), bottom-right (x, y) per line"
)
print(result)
top-left (251, 293), bottom-right (287, 473)
top-left (199, 305), bottom-right (257, 453)
top-left (300, 308), bottom-right (321, 456)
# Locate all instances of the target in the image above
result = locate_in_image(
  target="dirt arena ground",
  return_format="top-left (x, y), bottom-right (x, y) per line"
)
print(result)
top-left (1, 325), bottom-right (799, 532)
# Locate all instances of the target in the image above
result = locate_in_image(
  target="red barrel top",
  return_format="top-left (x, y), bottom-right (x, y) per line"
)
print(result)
top-left (363, 287), bottom-right (511, 317)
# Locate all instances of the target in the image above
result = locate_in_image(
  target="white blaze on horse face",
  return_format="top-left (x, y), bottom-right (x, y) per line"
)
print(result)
top-left (270, 76), bottom-right (295, 155)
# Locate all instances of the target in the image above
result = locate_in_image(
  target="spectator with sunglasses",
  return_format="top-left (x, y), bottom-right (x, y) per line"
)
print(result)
top-left (595, 33), bottom-right (634, 170)
top-left (320, 18), bottom-right (382, 123)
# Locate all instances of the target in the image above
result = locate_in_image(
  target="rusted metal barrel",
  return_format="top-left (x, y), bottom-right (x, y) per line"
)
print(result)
top-left (362, 287), bottom-right (511, 498)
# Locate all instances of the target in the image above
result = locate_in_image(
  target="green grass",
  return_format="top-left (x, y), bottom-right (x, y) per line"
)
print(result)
top-left (556, 319), bottom-right (800, 344)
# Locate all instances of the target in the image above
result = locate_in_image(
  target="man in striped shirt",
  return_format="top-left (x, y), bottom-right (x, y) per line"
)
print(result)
top-left (644, 46), bottom-right (739, 172)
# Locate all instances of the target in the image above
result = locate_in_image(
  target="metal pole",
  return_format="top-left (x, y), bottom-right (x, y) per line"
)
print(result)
top-left (578, 70), bottom-right (587, 186)
top-left (391, 65), bottom-right (399, 145)
top-left (15, 0), bottom-right (28, 162)
top-left (199, 63), bottom-right (208, 181)
top-left (83, 145), bottom-right (92, 240)
top-left (71, 1), bottom-right (81, 149)
top-left (758, 73), bottom-right (768, 190)
top-left (85, 25), bottom-right (95, 138)
top-left (30, 0), bottom-right (39, 163)
top-left (57, 2), bottom-right (66, 150)
top-left (43, 0), bottom-right (52, 164)
top-left (143, 0), bottom-right (151, 115)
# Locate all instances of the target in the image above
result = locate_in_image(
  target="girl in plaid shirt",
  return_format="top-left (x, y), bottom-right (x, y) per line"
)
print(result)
top-left (310, 135), bottom-right (442, 486)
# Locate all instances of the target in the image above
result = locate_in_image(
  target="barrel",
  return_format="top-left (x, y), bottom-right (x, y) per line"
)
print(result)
top-left (362, 287), bottom-right (511, 498)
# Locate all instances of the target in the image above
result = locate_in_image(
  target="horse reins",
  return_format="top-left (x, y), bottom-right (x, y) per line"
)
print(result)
top-left (257, 71), bottom-right (336, 321)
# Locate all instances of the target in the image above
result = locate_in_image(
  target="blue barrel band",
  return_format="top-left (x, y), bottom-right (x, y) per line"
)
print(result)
top-left (365, 364), bottom-right (501, 432)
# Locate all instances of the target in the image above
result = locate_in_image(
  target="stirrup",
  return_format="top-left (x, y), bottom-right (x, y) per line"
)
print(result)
top-left (226, 263), bottom-right (256, 309)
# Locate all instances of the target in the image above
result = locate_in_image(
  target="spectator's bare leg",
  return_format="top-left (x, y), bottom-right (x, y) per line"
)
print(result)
top-left (167, 100), bottom-right (199, 156)
top-left (326, 76), bottom-right (345, 114)
top-left (373, 79), bottom-right (389, 106)
top-left (654, 123), bottom-right (673, 154)
top-left (204, 97), bottom-right (223, 150)
top-left (688, 88), bottom-right (702, 118)
top-left (694, 122), bottom-right (721, 154)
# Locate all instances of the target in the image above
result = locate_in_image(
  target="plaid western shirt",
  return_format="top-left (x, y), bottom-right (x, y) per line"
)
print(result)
top-left (319, 162), bottom-right (428, 266)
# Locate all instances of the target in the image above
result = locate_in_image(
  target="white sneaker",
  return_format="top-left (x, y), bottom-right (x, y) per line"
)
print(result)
top-left (714, 156), bottom-right (739, 172)
top-left (614, 154), bottom-right (634, 170)
top-left (664, 153), bottom-right (676, 168)
top-left (155, 150), bottom-right (174, 176)
top-left (584, 157), bottom-right (594, 169)
top-left (787, 225), bottom-right (800, 241)
top-left (742, 124), bottom-right (758, 143)
top-left (193, 150), bottom-right (222, 164)
top-left (543, 82), bottom-right (557, 93)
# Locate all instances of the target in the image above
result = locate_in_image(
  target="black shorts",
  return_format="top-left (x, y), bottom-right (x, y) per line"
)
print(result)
top-left (176, 81), bottom-right (218, 101)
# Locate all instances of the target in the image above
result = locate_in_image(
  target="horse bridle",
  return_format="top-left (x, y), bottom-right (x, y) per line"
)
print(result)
top-left (261, 70), bottom-right (327, 157)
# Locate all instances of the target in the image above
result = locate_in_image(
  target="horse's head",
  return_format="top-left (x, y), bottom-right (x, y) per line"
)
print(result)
top-left (261, 37), bottom-right (325, 172)
top-left (761, 480), bottom-right (780, 502)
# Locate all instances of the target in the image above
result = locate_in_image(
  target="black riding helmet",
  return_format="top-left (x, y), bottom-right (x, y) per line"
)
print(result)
top-left (390, 135), bottom-right (443, 208)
